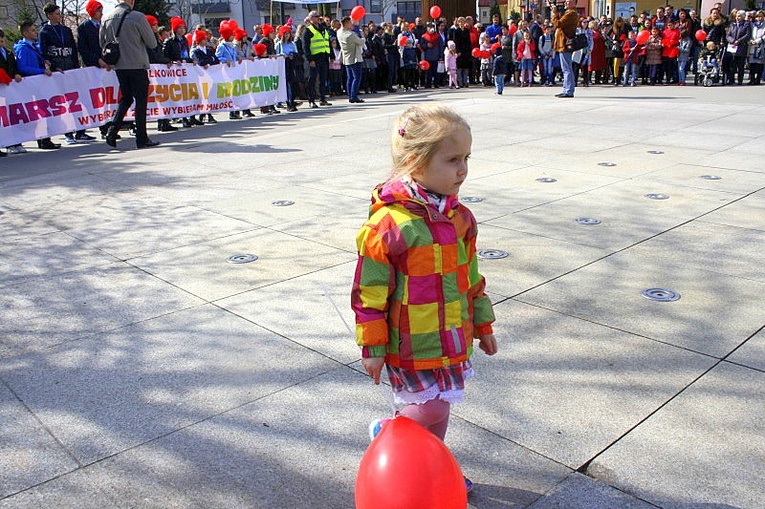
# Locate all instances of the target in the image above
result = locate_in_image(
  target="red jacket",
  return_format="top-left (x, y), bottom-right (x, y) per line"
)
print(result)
top-left (516, 40), bottom-right (536, 61)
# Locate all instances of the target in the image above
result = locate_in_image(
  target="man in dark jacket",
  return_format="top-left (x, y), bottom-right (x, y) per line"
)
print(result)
top-left (78, 0), bottom-right (113, 138)
top-left (40, 3), bottom-right (96, 143)
top-left (302, 10), bottom-right (332, 108)
top-left (100, 0), bottom-right (159, 149)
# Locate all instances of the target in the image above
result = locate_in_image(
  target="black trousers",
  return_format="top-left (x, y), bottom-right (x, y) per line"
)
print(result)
top-left (307, 56), bottom-right (329, 102)
top-left (112, 69), bottom-right (149, 142)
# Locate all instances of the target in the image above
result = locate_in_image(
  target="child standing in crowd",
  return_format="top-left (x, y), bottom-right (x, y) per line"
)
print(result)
top-left (352, 104), bottom-right (498, 495)
top-left (492, 47), bottom-right (507, 94)
top-left (164, 17), bottom-right (194, 128)
top-left (479, 32), bottom-right (493, 86)
top-left (445, 40), bottom-right (459, 89)
top-left (538, 24), bottom-right (555, 86)
top-left (329, 37), bottom-right (344, 96)
top-left (677, 30), bottom-right (692, 85)
top-left (645, 26), bottom-right (663, 85)
top-left (275, 25), bottom-right (301, 111)
top-left (621, 29), bottom-right (641, 86)
top-left (516, 30), bottom-right (536, 86)
top-left (401, 36), bottom-right (418, 91)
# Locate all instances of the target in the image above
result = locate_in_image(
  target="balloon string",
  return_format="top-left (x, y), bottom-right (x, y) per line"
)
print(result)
top-left (321, 285), bottom-right (354, 336)
top-left (321, 286), bottom-right (397, 416)
top-left (378, 383), bottom-right (398, 417)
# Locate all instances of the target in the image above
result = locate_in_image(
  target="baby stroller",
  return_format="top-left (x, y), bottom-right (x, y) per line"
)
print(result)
top-left (694, 48), bottom-right (721, 87)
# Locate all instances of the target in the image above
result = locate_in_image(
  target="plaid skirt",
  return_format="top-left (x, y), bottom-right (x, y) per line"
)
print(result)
top-left (386, 361), bottom-right (474, 405)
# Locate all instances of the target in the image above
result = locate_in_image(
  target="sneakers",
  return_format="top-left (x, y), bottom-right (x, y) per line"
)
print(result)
top-left (368, 418), bottom-right (392, 441)
top-left (465, 477), bottom-right (474, 494)
top-left (7, 145), bottom-right (27, 154)
top-left (74, 133), bottom-right (97, 142)
top-left (64, 136), bottom-right (78, 145)
top-left (319, 99), bottom-right (332, 106)
top-left (37, 139), bottom-right (60, 150)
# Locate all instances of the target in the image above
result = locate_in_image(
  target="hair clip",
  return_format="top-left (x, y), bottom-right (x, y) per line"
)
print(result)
top-left (398, 118), bottom-right (409, 137)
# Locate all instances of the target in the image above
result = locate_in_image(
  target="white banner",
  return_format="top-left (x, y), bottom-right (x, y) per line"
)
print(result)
top-left (0, 58), bottom-right (286, 147)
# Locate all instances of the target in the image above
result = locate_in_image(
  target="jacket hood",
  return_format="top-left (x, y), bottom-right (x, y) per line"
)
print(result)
top-left (13, 39), bottom-right (34, 52)
top-left (370, 179), bottom-right (460, 217)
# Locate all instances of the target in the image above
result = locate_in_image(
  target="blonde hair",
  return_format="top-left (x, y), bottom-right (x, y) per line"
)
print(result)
top-left (388, 104), bottom-right (471, 183)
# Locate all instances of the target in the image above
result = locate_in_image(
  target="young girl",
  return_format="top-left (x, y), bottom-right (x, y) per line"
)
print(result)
top-left (275, 26), bottom-right (301, 111)
top-left (400, 35), bottom-right (418, 91)
top-left (352, 104), bottom-right (498, 494)
top-left (445, 40), bottom-right (459, 88)
top-left (516, 30), bottom-right (536, 86)
top-left (644, 26), bottom-right (663, 85)
top-left (328, 38), bottom-right (344, 96)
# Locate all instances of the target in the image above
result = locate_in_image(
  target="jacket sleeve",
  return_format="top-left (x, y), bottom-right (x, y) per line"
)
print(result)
top-left (465, 223), bottom-right (495, 337)
top-left (14, 45), bottom-right (45, 76)
top-left (303, 29), bottom-right (314, 61)
top-left (352, 223), bottom-right (395, 358)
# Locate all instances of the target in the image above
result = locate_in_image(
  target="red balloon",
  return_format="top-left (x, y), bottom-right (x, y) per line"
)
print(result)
top-left (185, 33), bottom-right (192, 47)
top-left (355, 417), bottom-right (467, 509)
top-left (418, 60), bottom-right (430, 71)
top-left (254, 42), bottom-right (267, 56)
top-left (490, 42), bottom-right (501, 52)
top-left (351, 5), bottom-right (366, 20)
top-left (430, 5), bottom-right (441, 19)
top-left (508, 24), bottom-right (517, 35)
top-left (636, 29), bottom-right (649, 44)
top-left (668, 47), bottom-right (680, 58)
top-left (482, 50), bottom-right (491, 59)
top-left (695, 29), bottom-right (707, 42)
top-left (471, 47), bottom-right (481, 58)
top-left (399, 36), bottom-right (408, 47)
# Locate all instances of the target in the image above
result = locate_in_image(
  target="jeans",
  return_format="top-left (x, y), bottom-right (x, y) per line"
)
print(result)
top-left (542, 56), bottom-right (554, 83)
top-left (559, 51), bottom-right (575, 96)
top-left (112, 69), bottom-right (149, 142)
top-left (308, 55), bottom-right (329, 102)
top-left (677, 59), bottom-right (688, 84)
top-left (346, 62), bottom-right (363, 101)
top-left (623, 61), bottom-right (637, 85)
top-left (494, 74), bottom-right (505, 94)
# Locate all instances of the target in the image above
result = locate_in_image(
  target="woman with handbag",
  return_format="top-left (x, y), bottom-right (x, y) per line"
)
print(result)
top-left (748, 11), bottom-right (765, 85)
top-left (552, 0), bottom-right (581, 98)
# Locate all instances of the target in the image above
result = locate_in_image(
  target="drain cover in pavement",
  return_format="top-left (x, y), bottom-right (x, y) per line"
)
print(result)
top-left (477, 249), bottom-right (509, 260)
top-left (574, 217), bottom-right (602, 225)
top-left (598, 162), bottom-right (617, 167)
top-left (699, 175), bottom-right (722, 180)
top-left (641, 288), bottom-right (681, 302)
top-left (460, 196), bottom-right (484, 203)
top-left (226, 254), bottom-right (259, 264)
top-left (646, 150), bottom-right (664, 154)
top-left (536, 177), bottom-right (557, 183)
top-left (645, 193), bottom-right (670, 200)
top-left (271, 200), bottom-right (295, 206)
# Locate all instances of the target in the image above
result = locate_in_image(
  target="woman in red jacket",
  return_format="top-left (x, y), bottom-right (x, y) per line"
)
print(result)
top-left (588, 21), bottom-right (607, 83)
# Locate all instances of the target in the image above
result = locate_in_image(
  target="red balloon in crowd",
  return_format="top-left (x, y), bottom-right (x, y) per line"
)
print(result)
top-left (490, 42), bottom-right (501, 52)
top-left (228, 19), bottom-right (239, 29)
top-left (695, 29), bottom-right (707, 42)
top-left (351, 5), bottom-right (366, 20)
top-left (668, 47), bottom-right (680, 58)
top-left (430, 5), bottom-right (442, 19)
top-left (254, 42), bottom-right (267, 56)
top-left (471, 47), bottom-right (481, 58)
top-left (399, 36), bottom-right (408, 47)
top-left (636, 29), bottom-right (649, 44)
top-left (508, 24), bottom-right (518, 35)
top-left (185, 32), bottom-right (193, 47)
top-left (355, 417), bottom-right (467, 509)
top-left (418, 60), bottom-right (430, 71)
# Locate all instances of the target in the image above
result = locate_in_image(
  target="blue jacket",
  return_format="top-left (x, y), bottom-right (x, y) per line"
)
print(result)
top-left (13, 39), bottom-right (46, 76)
top-left (215, 41), bottom-right (238, 64)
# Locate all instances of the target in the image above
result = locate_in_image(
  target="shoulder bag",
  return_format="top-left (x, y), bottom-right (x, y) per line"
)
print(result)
top-left (102, 9), bottom-right (130, 65)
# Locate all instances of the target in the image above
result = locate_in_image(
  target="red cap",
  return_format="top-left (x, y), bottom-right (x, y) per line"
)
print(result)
top-left (234, 28), bottom-right (248, 41)
top-left (170, 16), bottom-right (186, 33)
top-left (85, 0), bottom-right (102, 18)
top-left (262, 23), bottom-right (274, 36)
top-left (193, 29), bottom-right (208, 44)
top-left (145, 14), bottom-right (158, 27)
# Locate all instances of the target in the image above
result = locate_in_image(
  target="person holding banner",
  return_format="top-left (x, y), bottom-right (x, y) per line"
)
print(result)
top-left (100, 0), bottom-right (160, 149)
top-left (79, 0), bottom-right (114, 139)
top-left (41, 3), bottom-right (97, 145)
top-left (13, 21), bottom-right (60, 150)
top-left (0, 27), bottom-right (25, 156)
top-left (303, 11), bottom-right (332, 109)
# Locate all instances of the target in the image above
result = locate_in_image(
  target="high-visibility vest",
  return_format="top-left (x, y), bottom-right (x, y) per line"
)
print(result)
top-left (307, 25), bottom-right (330, 55)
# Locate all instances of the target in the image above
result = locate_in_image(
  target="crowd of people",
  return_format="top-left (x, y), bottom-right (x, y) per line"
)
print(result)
top-left (2, 1), bottom-right (763, 155)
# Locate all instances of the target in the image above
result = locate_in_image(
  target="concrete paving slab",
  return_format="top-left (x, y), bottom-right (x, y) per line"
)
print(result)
top-left (635, 163), bottom-right (765, 195)
top-left (475, 224), bottom-right (610, 297)
top-left (585, 362), bottom-right (765, 509)
top-left (726, 327), bottom-right (765, 372)
top-left (457, 300), bottom-right (715, 468)
top-left (0, 305), bottom-right (338, 465)
top-left (515, 252), bottom-right (765, 358)
top-left (698, 190), bottom-right (765, 231)
top-left (0, 231), bottom-right (121, 289)
top-left (484, 180), bottom-right (739, 250)
top-left (0, 208), bottom-right (59, 240)
top-left (215, 262), bottom-right (360, 364)
top-left (527, 473), bottom-right (657, 509)
top-left (0, 264), bottom-right (203, 359)
top-left (0, 383), bottom-right (79, 499)
top-left (130, 229), bottom-right (354, 302)
top-left (0, 172), bottom-right (138, 210)
top-left (623, 221), bottom-right (765, 283)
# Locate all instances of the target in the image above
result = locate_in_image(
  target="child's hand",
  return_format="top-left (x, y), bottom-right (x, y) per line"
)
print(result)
top-left (478, 334), bottom-right (498, 355)
top-left (361, 357), bottom-right (385, 384)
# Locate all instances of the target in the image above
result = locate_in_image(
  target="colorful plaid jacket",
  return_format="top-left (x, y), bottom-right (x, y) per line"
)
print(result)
top-left (352, 180), bottom-right (495, 370)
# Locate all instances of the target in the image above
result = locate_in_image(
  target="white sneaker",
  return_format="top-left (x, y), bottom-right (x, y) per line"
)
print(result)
top-left (7, 145), bottom-right (27, 154)
top-left (64, 137), bottom-right (77, 145)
